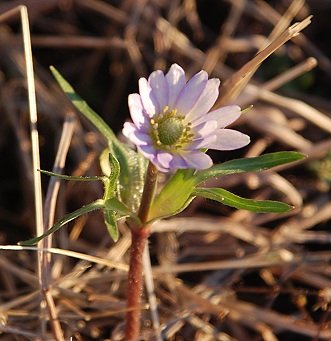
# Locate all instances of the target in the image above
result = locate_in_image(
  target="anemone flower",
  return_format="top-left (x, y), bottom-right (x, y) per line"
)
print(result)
top-left (123, 64), bottom-right (250, 172)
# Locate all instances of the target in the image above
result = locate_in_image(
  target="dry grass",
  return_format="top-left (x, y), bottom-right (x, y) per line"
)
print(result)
top-left (0, 0), bottom-right (331, 340)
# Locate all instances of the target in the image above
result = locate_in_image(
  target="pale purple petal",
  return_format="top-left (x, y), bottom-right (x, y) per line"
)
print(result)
top-left (193, 105), bottom-right (242, 129)
top-left (165, 64), bottom-right (186, 109)
top-left (149, 70), bottom-right (169, 113)
top-left (138, 144), bottom-right (156, 158)
top-left (175, 70), bottom-right (208, 115)
top-left (153, 163), bottom-right (171, 172)
top-left (175, 150), bottom-right (213, 169)
top-left (139, 77), bottom-right (159, 117)
top-left (184, 78), bottom-right (220, 123)
top-left (128, 93), bottom-right (149, 131)
top-left (166, 153), bottom-right (187, 169)
top-left (187, 135), bottom-right (216, 149)
top-left (190, 120), bottom-right (218, 138)
top-left (206, 129), bottom-right (250, 150)
top-left (125, 64), bottom-right (250, 172)
top-left (122, 122), bottom-right (151, 146)
top-left (156, 151), bottom-right (174, 169)
top-left (138, 147), bottom-right (170, 173)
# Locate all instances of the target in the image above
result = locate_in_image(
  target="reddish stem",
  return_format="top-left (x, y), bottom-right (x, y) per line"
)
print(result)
top-left (125, 162), bottom-right (158, 339)
top-left (125, 227), bottom-right (150, 339)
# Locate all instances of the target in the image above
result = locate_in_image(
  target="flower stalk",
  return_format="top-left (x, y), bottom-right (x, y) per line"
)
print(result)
top-left (125, 162), bottom-right (158, 339)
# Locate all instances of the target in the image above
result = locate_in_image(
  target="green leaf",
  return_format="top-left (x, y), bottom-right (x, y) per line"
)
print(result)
top-left (50, 66), bottom-right (118, 144)
top-left (50, 66), bottom-right (148, 213)
top-left (100, 148), bottom-right (113, 178)
top-left (103, 209), bottom-right (118, 242)
top-left (40, 169), bottom-right (104, 182)
top-left (193, 188), bottom-right (293, 213)
top-left (149, 169), bottom-right (196, 220)
top-left (102, 153), bottom-right (140, 241)
top-left (19, 199), bottom-right (105, 245)
top-left (113, 145), bottom-right (147, 213)
top-left (194, 152), bottom-right (306, 184)
top-left (149, 152), bottom-right (304, 221)
top-left (102, 152), bottom-right (120, 201)
top-left (104, 197), bottom-right (140, 224)
top-left (149, 152), bottom-right (305, 221)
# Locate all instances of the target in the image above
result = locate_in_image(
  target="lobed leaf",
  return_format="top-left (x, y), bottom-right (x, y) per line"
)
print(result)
top-left (149, 169), bottom-right (196, 221)
top-left (149, 152), bottom-right (303, 221)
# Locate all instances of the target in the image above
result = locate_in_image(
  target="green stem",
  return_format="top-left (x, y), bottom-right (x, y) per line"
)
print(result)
top-left (125, 162), bottom-right (158, 340)
top-left (138, 162), bottom-right (158, 225)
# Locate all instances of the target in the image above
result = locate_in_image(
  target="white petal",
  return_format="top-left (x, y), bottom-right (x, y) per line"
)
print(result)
top-left (193, 105), bottom-right (242, 129)
top-left (165, 64), bottom-right (186, 109)
top-left (139, 77), bottom-right (159, 117)
top-left (175, 70), bottom-right (208, 115)
top-left (128, 93), bottom-right (149, 130)
top-left (207, 129), bottom-right (250, 150)
top-left (149, 70), bottom-right (169, 113)
top-left (184, 78), bottom-right (220, 123)
top-left (122, 121), bottom-right (136, 138)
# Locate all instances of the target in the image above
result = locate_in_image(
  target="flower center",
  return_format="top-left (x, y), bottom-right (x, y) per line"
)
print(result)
top-left (158, 117), bottom-right (184, 146)
top-left (150, 107), bottom-right (194, 150)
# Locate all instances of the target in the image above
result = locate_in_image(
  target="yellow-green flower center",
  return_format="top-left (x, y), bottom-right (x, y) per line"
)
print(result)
top-left (150, 107), bottom-right (193, 150)
top-left (158, 117), bottom-right (184, 145)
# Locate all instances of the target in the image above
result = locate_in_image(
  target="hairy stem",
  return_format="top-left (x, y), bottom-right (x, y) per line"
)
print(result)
top-left (125, 162), bottom-right (158, 339)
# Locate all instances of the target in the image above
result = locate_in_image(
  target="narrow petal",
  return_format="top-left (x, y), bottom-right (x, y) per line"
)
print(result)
top-left (175, 70), bottom-right (208, 115)
top-left (139, 77), bottom-right (159, 117)
top-left (149, 70), bottom-right (169, 112)
top-left (207, 129), bottom-right (250, 150)
top-left (128, 93), bottom-right (149, 131)
top-left (193, 105), bottom-right (242, 129)
top-left (184, 78), bottom-right (220, 123)
top-left (175, 150), bottom-right (213, 169)
top-left (165, 64), bottom-right (186, 109)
